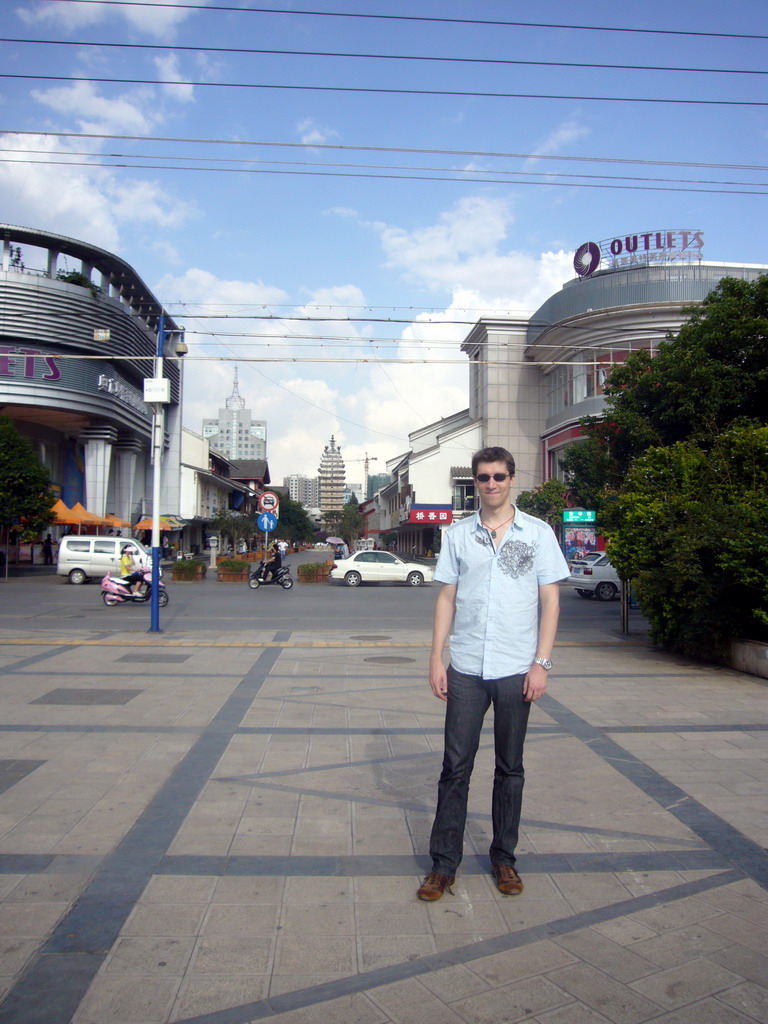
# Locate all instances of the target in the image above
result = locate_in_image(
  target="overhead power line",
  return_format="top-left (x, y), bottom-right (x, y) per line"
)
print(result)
top-left (2, 155), bottom-right (763, 195)
top-left (3, 37), bottom-right (764, 78)
top-left (4, 147), bottom-right (763, 191)
top-left (6, 130), bottom-right (764, 173)
top-left (35, 1), bottom-right (768, 41)
top-left (3, 72), bottom-right (763, 107)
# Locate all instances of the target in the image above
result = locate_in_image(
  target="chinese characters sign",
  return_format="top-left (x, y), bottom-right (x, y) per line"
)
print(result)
top-left (409, 508), bottom-right (452, 524)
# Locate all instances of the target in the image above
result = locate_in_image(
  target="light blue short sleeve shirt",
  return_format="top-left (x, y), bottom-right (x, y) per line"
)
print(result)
top-left (434, 508), bottom-right (570, 678)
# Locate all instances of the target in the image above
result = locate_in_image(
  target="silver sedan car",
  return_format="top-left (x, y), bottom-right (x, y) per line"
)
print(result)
top-left (329, 550), bottom-right (435, 588)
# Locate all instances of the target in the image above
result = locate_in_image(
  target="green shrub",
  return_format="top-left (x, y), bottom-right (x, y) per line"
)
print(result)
top-left (171, 559), bottom-right (207, 579)
top-left (216, 558), bottom-right (249, 573)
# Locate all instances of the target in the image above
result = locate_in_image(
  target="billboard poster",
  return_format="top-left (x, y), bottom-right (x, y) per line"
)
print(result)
top-left (564, 526), bottom-right (597, 562)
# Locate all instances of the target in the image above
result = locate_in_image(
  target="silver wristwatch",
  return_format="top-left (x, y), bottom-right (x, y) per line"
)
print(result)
top-left (533, 657), bottom-right (552, 671)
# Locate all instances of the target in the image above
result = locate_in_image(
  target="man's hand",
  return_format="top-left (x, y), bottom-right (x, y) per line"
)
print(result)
top-left (523, 663), bottom-right (548, 702)
top-left (429, 659), bottom-right (449, 701)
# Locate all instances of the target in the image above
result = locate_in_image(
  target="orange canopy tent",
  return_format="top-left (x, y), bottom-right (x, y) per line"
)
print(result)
top-left (50, 499), bottom-right (81, 525)
top-left (69, 502), bottom-right (110, 527)
top-left (104, 513), bottom-right (132, 529)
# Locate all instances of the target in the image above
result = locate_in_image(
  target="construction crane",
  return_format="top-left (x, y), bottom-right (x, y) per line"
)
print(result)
top-left (344, 453), bottom-right (379, 501)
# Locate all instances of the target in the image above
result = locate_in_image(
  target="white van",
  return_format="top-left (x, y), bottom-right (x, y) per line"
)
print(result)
top-left (57, 536), bottom-right (153, 585)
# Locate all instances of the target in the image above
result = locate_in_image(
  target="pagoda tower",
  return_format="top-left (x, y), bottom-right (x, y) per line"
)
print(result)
top-left (318, 436), bottom-right (346, 513)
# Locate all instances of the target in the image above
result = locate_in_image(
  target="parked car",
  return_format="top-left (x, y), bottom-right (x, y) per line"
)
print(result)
top-left (329, 550), bottom-right (435, 588)
top-left (567, 550), bottom-right (603, 569)
top-left (568, 553), bottom-right (620, 601)
top-left (57, 535), bottom-right (153, 585)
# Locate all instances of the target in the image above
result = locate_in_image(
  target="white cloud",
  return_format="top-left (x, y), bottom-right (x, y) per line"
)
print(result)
top-left (0, 132), bottom-right (196, 249)
top-left (369, 194), bottom-right (572, 308)
top-left (108, 178), bottom-right (196, 227)
top-left (32, 81), bottom-right (154, 136)
top-left (17, 0), bottom-right (202, 38)
top-left (297, 118), bottom-right (340, 147)
top-left (153, 54), bottom-right (195, 104)
top-left (524, 119), bottom-right (590, 170)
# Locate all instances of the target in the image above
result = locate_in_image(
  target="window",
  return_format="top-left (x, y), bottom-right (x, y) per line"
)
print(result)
top-left (65, 541), bottom-right (90, 552)
top-left (453, 480), bottom-right (475, 511)
top-left (94, 541), bottom-right (116, 554)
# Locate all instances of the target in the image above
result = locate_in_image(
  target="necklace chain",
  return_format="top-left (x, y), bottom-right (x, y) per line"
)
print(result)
top-left (481, 512), bottom-right (515, 539)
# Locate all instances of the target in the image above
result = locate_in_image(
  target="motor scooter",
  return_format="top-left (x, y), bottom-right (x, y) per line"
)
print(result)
top-left (101, 566), bottom-right (169, 606)
top-left (248, 560), bottom-right (294, 590)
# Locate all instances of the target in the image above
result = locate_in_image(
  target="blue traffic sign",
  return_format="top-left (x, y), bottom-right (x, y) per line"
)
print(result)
top-left (257, 511), bottom-right (278, 532)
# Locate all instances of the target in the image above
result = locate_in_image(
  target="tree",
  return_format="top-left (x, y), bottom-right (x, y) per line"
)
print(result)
top-left (579, 275), bottom-right (768, 480)
top-left (606, 424), bottom-right (768, 658)
top-left (339, 498), bottom-right (365, 545)
top-left (271, 495), bottom-right (316, 544)
top-left (516, 478), bottom-right (568, 530)
top-left (559, 434), bottom-right (619, 516)
top-left (565, 275), bottom-right (768, 658)
top-left (0, 417), bottom-right (55, 537)
top-left (209, 508), bottom-right (257, 551)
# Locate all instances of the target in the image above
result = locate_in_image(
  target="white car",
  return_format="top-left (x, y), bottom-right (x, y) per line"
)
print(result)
top-left (329, 550), bottom-right (434, 588)
top-left (568, 553), bottom-right (621, 601)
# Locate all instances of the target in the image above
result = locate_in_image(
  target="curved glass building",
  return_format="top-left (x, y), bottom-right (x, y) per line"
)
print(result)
top-left (0, 224), bottom-right (184, 525)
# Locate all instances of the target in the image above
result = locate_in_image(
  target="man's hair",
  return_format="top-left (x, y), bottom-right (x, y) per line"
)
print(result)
top-left (471, 446), bottom-right (516, 477)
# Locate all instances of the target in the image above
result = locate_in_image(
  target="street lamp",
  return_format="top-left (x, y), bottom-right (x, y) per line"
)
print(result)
top-left (143, 315), bottom-right (185, 633)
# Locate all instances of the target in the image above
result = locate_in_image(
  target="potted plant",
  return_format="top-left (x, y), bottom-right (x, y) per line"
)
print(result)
top-left (171, 559), bottom-right (207, 581)
top-left (216, 557), bottom-right (249, 582)
top-left (298, 560), bottom-right (333, 583)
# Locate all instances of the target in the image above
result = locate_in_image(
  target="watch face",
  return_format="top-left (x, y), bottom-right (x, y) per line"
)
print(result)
top-left (536, 658), bottom-right (552, 670)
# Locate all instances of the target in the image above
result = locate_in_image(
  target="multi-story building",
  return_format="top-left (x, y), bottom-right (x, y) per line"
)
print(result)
top-left (318, 436), bottom-right (346, 513)
top-left (202, 369), bottom-right (266, 461)
top-left (179, 428), bottom-right (252, 554)
top-left (0, 224), bottom-right (184, 537)
top-left (284, 473), bottom-right (319, 508)
top-left (372, 231), bottom-right (767, 553)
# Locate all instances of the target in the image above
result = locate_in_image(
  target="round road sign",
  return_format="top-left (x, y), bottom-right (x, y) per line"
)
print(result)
top-left (259, 491), bottom-right (280, 513)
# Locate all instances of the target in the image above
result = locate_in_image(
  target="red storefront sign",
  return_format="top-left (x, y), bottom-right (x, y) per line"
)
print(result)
top-left (409, 509), bottom-right (452, 524)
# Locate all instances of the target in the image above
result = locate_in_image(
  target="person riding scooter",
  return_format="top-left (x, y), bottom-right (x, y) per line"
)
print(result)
top-left (263, 540), bottom-right (282, 582)
top-left (120, 545), bottom-right (144, 595)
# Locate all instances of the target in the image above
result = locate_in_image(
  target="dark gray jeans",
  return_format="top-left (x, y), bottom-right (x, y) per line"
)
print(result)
top-left (429, 664), bottom-right (531, 875)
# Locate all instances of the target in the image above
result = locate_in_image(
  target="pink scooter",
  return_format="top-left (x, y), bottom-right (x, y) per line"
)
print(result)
top-left (100, 566), bottom-right (168, 607)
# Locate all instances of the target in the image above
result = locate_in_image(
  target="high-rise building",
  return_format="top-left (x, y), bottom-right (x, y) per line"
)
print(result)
top-left (284, 473), bottom-right (319, 508)
top-left (318, 436), bottom-right (345, 513)
top-left (202, 369), bottom-right (266, 461)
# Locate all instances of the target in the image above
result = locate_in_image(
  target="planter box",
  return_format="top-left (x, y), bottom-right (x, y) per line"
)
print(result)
top-left (171, 565), bottom-right (206, 582)
top-left (217, 570), bottom-right (249, 582)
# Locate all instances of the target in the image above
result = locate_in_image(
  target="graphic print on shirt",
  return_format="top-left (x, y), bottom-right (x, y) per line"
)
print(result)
top-left (498, 540), bottom-right (536, 578)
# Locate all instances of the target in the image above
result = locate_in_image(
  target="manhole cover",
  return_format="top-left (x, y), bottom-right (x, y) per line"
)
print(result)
top-left (363, 656), bottom-right (416, 664)
top-left (351, 635), bottom-right (392, 641)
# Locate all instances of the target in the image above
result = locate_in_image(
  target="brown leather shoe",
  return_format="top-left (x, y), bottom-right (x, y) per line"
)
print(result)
top-left (491, 863), bottom-right (524, 895)
top-left (417, 871), bottom-right (455, 901)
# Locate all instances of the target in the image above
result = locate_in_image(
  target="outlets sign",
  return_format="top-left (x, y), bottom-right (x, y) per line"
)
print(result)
top-left (574, 229), bottom-right (704, 277)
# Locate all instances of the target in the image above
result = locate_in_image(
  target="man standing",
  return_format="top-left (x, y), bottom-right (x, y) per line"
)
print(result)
top-left (418, 447), bottom-right (569, 901)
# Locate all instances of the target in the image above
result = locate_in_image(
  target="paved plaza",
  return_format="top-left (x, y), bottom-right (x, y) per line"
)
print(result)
top-left (0, 589), bottom-right (765, 1023)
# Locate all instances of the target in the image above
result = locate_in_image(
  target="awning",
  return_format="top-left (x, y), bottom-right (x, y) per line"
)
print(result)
top-left (104, 513), bottom-right (132, 529)
top-left (70, 502), bottom-right (110, 526)
top-left (50, 499), bottom-right (81, 525)
top-left (133, 515), bottom-right (188, 531)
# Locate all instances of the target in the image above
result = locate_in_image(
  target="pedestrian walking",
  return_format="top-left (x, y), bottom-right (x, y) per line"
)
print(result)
top-left (418, 446), bottom-right (569, 902)
top-left (43, 533), bottom-right (54, 565)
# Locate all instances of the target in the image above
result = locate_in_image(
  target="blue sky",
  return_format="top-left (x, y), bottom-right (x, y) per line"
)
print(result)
top-left (1, 0), bottom-right (765, 485)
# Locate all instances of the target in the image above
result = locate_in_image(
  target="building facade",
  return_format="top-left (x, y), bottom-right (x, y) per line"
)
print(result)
top-left (0, 223), bottom-right (184, 529)
top-left (284, 473), bottom-right (319, 508)
top-left (202, 369), bottom-right (267, 461)
top-left (372, 242), bottom-right (766, 553)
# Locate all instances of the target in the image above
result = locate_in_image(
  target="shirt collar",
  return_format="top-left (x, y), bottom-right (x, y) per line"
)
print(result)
top-left (472, 505), bottom-right (522, 534)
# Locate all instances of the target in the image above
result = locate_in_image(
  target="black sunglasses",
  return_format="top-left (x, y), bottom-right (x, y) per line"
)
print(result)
top-left (475, 473), bottom-right (510, 483)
